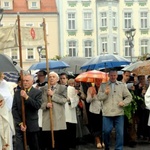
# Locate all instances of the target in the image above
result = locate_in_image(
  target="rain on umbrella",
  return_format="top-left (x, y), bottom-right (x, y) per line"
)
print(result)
top-left (60, 56), bottom-right (88, 74)
top-left (0, 54), bottom-right (21, 73)
top-left (75, 70), bottom-right (109, 83)
top-left (80, 54), bottom-right (131, 70)
top-left (28, 60), bottom-right (69, 70)
top-left (122, 61), bottom-right (143, 72)
top-left (131, 60), bottom-right (150, 76)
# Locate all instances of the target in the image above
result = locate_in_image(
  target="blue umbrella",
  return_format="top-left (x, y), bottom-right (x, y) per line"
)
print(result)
top-left (80, 54), bottom-right (131, 70)
top-left (28, 60), bottom-right (70, 70)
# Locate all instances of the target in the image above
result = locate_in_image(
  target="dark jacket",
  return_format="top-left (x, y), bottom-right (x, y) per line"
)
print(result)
top-left (12, 87), bottom-right (42, 132)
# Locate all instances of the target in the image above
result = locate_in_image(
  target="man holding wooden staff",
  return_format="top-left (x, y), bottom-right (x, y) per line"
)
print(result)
top-left (41, 71), bottom-right (68, 150)
top-left (12, 74), bottom-right (42, 150)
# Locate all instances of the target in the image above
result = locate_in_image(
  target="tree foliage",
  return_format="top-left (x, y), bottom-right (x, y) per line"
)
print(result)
top-left (137, 53), bottom-right (150, 61)
top-left (124, 90), bottom-right (143, 123)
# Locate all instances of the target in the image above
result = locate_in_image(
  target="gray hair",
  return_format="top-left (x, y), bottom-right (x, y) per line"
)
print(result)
top-left (23, 74), bottom-right (34, 81)
top-left (49, 71), bottom-right (59, 81)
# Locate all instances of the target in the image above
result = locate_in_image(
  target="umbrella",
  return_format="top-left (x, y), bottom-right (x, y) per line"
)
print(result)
top-left (0, 54), bottom-right (21, 72)
top-left (28, 60), bottom-right (69, 70)
top-left (60, 57), bottom-right (88, 74)
top-left (131, 60), bottom-right (150, 76)
top-left (122, 61), bottom-right (143, 72)
top-left (75, 70), bottom-right (109, 83)
top-left (4, 72), bottom-right (19, 83)
top-left (80, 54), bottom-right (131, 70)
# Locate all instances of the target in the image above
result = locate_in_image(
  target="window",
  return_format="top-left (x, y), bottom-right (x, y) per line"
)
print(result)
top-left (83, 12), bottom-right (92, 30)
top-left (25, 23), bottom-right (34, 27)
top-left (140, 12), bottom-right (148, 29)
top-left (124, 12), bottom-right (132, 29)
top-left (112, 12), bottom-right (117, 27)
top-left (141, 40), bottom-right (148, 55)
top-left (68, 41), bottom-right (77, 57)
top-left (113, 37), bottom-right (117, 53)
top-left (27, 48), bottom-right (34, 59)
top-left (2, 0), bottom-right (13, 10)
top-left (84, 41), bottom-right (92, 57)
top-left (100, 12), bottom-right (107, 27)
top-left (32, 2), bottom-right (37, 7)
top-left (27, 0), bottom-right (40, 9)
top-left (101, 37), bottom-right (107, 53)
top-left (4, 2), bottom-right (9, 7)
top-left (11, 49), bottom-right (18, 60)
top-left (68, 13), bottom-right (76, 30)
top-left (124, 40), bottom-right (131, 56)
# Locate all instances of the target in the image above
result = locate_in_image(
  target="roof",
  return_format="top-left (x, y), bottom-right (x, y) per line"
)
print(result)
top-left (3, 0), bottom-right (57, 14)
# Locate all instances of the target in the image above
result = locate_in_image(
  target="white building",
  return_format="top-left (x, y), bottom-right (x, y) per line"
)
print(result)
top-left (56, 0), bottom-right (150, 62)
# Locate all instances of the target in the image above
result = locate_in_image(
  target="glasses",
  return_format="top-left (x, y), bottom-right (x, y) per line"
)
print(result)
top-left (60, 78), bottom-right (66, 79)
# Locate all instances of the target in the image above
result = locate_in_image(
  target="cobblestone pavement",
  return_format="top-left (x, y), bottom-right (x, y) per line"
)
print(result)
top-left (76, 142), bottom-right (150, 150)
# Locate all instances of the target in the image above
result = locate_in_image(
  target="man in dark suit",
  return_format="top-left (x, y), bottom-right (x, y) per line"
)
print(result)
top-left (12, 74), bottom-right (42, 150)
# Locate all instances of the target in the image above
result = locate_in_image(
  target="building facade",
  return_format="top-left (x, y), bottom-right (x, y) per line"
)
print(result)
top-left (1, 0), bottom-right (150, 70)
top-left (56, 0), bottom-right (150, 62)
top-left (0, 0), bottom-right (59, 70)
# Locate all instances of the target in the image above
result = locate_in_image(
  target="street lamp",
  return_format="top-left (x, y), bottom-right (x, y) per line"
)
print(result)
top-left (125, 27), bottom-right (136, 62)
top-left (0, 8), bottom-right (4, 23)
top-left (37, 46), bottom-right (43, 62)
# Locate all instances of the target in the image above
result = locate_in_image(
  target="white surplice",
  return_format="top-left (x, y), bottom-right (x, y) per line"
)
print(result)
top-left (0, 80), bottom-right (13, 110)
top-left (0, 102), bottom-right (15, 150)
top-left (144, 85), bottom-right (150, 126)
top-left (65, 86), bottom-right (79, 123)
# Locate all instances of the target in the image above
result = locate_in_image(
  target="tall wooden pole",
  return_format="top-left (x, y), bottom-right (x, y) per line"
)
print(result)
top-left (43, 18), bottom-right (55, 148)
top-left (17, 13), bottom-right (27, 150)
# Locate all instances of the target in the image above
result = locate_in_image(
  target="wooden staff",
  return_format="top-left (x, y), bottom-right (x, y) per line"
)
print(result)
top-left (17, 13), bottom-right (27, 150)
top-left (43, 18), bottom-right (55, 148)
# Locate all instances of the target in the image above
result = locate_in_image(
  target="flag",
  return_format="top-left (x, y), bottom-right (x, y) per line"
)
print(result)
top-left (0, 26), bottom-right (45, 49)
top-left (18, 26), bottom-right (45, 46)
top-left (0, 26), bottom-right (17, 50)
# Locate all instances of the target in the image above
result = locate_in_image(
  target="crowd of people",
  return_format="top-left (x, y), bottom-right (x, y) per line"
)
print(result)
top-left (0, 69), bottom-right (150, 150)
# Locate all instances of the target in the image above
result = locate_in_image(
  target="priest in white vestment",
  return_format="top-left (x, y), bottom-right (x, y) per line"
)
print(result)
top-left (0, 94), bottom-right (15, 150)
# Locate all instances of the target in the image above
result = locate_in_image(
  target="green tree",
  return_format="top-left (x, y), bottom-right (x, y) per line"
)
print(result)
top-left (137, 53), bottom-right (150, 61)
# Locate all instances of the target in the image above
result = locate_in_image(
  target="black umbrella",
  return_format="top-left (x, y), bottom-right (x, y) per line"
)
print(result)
top-left (0, 54), bottom-right (21, 72)
top-left (60, 57), bottom-right (88, 75)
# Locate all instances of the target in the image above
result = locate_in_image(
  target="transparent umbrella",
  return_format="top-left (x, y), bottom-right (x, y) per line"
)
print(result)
top-left (60, 57), bottom-right (88, 75)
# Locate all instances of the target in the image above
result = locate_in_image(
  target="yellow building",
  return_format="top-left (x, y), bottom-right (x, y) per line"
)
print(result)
top-left (0, 0), bottom-right (59, 70)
